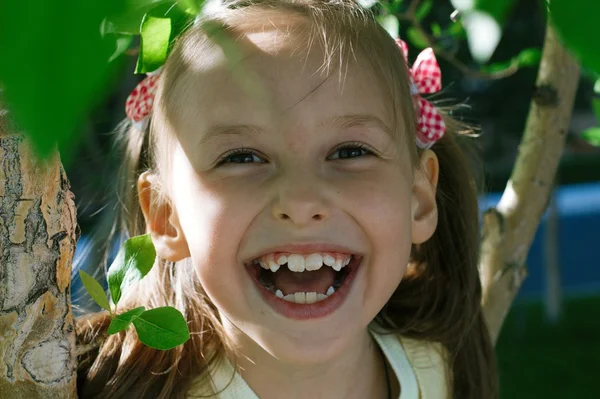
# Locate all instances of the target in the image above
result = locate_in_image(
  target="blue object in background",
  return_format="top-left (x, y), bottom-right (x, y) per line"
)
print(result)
top-left (71, 182), bottom-right (600, 310)
top-left (479, 181), bottom-right (600, 299)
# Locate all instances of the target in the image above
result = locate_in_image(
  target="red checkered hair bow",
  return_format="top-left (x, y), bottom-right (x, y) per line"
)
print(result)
top-left (125, 70), bottom-right (162, 130)
top-left (396, 39), bottom-right (446, 149)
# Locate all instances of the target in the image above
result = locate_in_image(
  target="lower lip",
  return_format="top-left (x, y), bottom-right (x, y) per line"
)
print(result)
top-left (246, 257), bottom-right (362, 320)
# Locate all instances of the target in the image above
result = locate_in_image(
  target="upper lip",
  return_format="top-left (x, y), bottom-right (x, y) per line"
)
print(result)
top-left (243, 243), bottom-right (363, 264)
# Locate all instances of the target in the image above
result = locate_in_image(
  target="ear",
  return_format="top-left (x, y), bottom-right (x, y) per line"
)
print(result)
top-left (411, 149), bottom-right (439, 244)
top-left (137, 171), bottom-right (190, 262)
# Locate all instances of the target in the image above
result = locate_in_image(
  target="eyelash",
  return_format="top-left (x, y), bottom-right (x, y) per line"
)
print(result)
top-left (216, 142), bottom-right (375, 166)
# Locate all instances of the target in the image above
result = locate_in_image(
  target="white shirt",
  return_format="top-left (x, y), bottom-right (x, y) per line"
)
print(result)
top-left (188, 327), bottom-right (448, 398)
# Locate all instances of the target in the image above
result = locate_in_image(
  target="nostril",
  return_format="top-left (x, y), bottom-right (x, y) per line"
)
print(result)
top-left (276, 212), bottom-right (325, 222)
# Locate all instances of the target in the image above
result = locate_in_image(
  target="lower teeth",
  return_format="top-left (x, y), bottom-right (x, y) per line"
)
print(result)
top-left (275, 287), bottom-right (335, 304)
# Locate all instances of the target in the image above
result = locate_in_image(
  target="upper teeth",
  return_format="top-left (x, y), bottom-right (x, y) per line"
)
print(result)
top-left (256, 252), bottom-right (352, 272)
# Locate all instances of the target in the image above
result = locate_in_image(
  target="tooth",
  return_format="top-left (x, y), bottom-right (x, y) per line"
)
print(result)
top-left (259, 259), bottom-right (269, 270)
top-left (332, 258), bottom-right (342, 272)
top-left (322, 254), bottom-right (335, 266)
top-left (265, 254), bottom-right (280, 272)
top-left (287, 254), bottom-right (305, 272)
top-left (283, 294), bottom-right (295, 302)
top-left (326, 286), bottom-right (335, 296)
top-left (317, 293), bottom-right (328, 301)
top-left (269, 260), bottom-right (280, 272)
top-left (275, 289), bottom-right (284, 298)
top-left (345, 256), bottom-right (351, 265)
top-left (305, 254), bottom-right (323, 271)
top-left (276, 255), bottom-right (287, 265)
top-left (294, 292), bottom-right (306, 304)
top-left (305, 292), bottom-right (317, 304)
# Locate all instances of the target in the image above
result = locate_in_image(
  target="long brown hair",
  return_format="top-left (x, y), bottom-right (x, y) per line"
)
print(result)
top-left (76, 1), bottom-right (497, 397)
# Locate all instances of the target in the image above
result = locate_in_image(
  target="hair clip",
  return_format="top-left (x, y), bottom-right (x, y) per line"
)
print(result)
top-left (396, 39), bottom-right (446, 149)
top-left (125, 68), bottom-right (162, 131)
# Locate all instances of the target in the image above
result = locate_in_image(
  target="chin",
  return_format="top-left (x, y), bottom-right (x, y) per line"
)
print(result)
top-left (254, 328), bottom-right (360, 365)
top-left (243, 313), bottom-right (369, 366)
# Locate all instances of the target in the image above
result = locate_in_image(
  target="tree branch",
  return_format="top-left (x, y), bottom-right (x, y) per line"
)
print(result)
top-left (397, 4), bottom-right (519, 80)
top-left (480, 22), bottom-right (580, 344)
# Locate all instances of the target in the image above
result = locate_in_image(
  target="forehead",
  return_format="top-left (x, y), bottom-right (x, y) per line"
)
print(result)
top-left (169, 23), bottom-right (395, 143)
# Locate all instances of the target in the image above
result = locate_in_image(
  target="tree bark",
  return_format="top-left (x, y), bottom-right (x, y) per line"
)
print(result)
top-left (0, 112), bottom-right (79, 398)
top-left (480, 22), bottom-right (580, 344)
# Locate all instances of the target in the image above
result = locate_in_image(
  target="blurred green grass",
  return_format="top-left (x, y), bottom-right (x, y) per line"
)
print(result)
top-left (497, 295), bottom-right (600, 398)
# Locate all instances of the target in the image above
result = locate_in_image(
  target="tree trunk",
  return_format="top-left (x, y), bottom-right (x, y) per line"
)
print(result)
top-left (480, 22), bottom-right (580, 344)
top-left (0, 113), bottom-right (79, 398)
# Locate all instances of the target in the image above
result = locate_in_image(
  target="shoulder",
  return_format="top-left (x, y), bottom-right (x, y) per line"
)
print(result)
top-left (398, 336), bottom-right (451, 399)
top-left (371, 326), bottom-right (451, 398)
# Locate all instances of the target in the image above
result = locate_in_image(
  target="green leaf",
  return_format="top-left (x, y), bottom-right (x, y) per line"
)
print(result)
top-left (483, 60), bottom-right (514, 74)
top-left (378, 14), bottom-right (400, 39)
top-left (593, 99), bottom-right (600, 125)
top-left (515, 48), bottom-right (541, 68)
top-left (177, 0), bottom-right (205, 14)
top-left (431, 23), bottom-right (442, 38)
top-left (448, 20), bottom-right (465, 38)
top-left (415, 0), bottom-right (433, 21)
top-left (593, 80), bottom-right (600, 124)
top-left (474, 0), bottom-right (519, 25)
top-left (407, 27), bottom-right (429, 50)
top-left (581, 127), bottom-right (600, 147)
top-left (107, 234), bottom-right (157, 305)
top-left (109, 34), bottom-right (134, 63)
top-left (393, 0), bottom-right (404, 9)
top-left (136, 14), bottom-right (172, 73)
top-left (135, 3), bottom-right (193, 74)
top-left (383, 0), bottom-right (404, 14)
top-left (106, 0), bottom-right (175, 34)
top-left (107, 306), bottom-right (146, 335)
top-left (132, 307), bottom-right (191, 350)
top-left (0, 0), bottom-right (123, 164)
top-left (79, 270), bottom-right (111, 313)
top-left (551, 0), bottom-right (600, 75)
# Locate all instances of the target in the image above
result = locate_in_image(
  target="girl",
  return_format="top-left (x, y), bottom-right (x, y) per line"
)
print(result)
top-left (77, 0), bottom-right (497, 398)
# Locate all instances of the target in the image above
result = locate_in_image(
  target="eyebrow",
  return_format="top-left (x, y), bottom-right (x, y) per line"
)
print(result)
top-left (197, 124), bottom-right (265, 145)
top-left (197, 113), bottom-right (394, 145)
top-left (321, 114), bottom-right (394, 138)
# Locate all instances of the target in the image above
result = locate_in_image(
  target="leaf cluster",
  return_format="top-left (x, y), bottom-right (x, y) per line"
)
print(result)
top-left (79, 234), bottom-right (190, 350)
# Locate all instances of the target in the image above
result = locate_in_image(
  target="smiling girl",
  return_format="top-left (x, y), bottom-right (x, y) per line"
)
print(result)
top-left (77, 1), bottom-right (497, 398)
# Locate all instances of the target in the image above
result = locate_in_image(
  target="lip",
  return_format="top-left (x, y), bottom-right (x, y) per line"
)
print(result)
top-left (245, 255), bottom-right (362, 320)
top-left (243, 243), bottom-right (362, 264)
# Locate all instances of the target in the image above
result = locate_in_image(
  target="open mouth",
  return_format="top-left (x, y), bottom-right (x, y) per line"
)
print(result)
top-left (245, 252), bottom-right (361, 304)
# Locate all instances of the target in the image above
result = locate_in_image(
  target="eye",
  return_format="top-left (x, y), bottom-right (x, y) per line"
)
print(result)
top-left (216, 148), bottom-right (267, 166)
top-left (328, 142), bottom-right (375, 160)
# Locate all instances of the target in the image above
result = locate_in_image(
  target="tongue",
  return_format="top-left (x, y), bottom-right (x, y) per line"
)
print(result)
top-left (272, 267), bottom-right (336, 296)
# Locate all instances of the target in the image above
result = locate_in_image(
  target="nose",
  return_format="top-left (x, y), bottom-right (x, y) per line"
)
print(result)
top-left (270, 169), bottom-right (330, 226)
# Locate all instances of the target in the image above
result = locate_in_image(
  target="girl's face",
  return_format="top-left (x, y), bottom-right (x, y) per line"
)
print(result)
top-left (149, 28), bottom-right (438, 364)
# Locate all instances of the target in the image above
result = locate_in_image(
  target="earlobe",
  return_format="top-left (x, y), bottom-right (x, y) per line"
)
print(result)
top-left (137, 171), bottom-right (190, 262)
top-left (411, 149), bottom-right (439, 244)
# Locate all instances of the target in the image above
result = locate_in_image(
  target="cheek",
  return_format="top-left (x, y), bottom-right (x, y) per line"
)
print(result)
top-left (342, 170), bottom-right (413, 240)
top-left (173, 180), bottom-right (255, 315)
top-left (342, 173), bottom-right (413, 286)
top-left (171, 166), bottom-right (257, 287)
